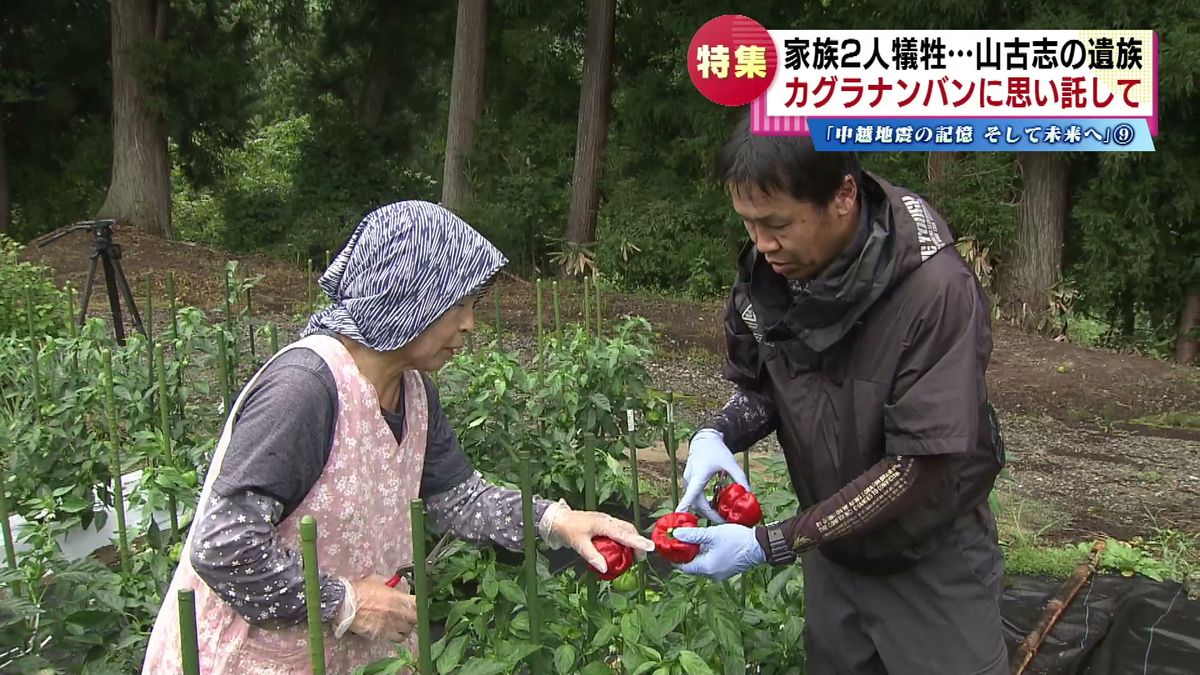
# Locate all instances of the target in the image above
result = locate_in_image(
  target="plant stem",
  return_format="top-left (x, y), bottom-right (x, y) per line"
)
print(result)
top-left (298, 517), bottom-right (326, 674)
top-left (102, 349), bottom-right (131, 574)
top-left (178, 588), bottom-right (201, 675)
top-left (411, 500), bottom-right (433, 674)
top-left (155, 344), bottom-right (180, 542)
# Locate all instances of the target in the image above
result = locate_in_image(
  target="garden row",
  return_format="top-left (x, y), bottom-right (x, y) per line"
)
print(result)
top-left (0, 255), bottom-right (810, 674)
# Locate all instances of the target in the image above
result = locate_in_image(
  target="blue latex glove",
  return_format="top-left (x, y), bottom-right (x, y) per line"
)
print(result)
top-left (675, 429), bottom-right (750, 524)
top-left (671, 524), bottom-right (766, 581)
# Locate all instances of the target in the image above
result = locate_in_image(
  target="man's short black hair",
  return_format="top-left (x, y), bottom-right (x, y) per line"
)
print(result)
top-left (715, 111), bottom-right (862, 205)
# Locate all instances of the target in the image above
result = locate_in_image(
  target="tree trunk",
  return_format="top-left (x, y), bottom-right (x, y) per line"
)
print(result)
top-left (926, 151), bottom-right (960, 213)
top-left (356, 2), bottom-right (405, 133)
top-left (999, 152), bottom-right (1069, 314)
top-left (0, 114), bottom-right (10, 235)
top-left (440, 0), bottom-right (489, 213)
top-left (99, 0), bottom-right (173, 239)
top-left (1177, 289), bottom-right (1199, 365)
top-left (563, 0), bottom-right (617, 276)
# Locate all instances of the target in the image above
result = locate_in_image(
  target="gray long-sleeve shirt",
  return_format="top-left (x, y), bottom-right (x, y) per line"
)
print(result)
top-left (191, 342), bottom-right (553, 626)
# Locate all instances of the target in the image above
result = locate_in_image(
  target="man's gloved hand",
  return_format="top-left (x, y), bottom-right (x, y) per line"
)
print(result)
top-left (675, 429), bottom-right (750, 524)
top-left (670, 523), bottom-right (766, 581)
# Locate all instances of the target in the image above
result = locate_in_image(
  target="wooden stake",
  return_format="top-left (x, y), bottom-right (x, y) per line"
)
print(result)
top-left (1010, 539), bottom-right (1107, 675)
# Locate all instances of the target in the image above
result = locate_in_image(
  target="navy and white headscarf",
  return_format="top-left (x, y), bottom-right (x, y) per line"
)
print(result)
top-left (302, 201), bottom-right (507, 351)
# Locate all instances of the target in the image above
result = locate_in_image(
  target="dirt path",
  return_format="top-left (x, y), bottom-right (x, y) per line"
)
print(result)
top-left (24, 227), bottom-right (1200, 541)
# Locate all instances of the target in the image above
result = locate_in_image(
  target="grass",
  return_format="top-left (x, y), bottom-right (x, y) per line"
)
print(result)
top-left (994, 487), bottom-right (1082, 578)
top-left (1127, 411), bottom-right (1200, 430)
top-left (995, 487), bottom-right (1200, 592)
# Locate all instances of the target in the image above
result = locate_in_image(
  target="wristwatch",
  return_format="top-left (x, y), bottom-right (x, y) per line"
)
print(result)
top-left (763, 521), bottom-right (798, 566)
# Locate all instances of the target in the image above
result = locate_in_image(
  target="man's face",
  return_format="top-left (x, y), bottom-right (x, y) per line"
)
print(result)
top-left (730, 177), bottom-right (860, 280)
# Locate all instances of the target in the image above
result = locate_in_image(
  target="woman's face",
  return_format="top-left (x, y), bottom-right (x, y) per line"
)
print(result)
top-left (397, 296), bottom-right (478, 371)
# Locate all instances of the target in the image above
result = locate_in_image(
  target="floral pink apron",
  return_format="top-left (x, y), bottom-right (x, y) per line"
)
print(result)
top-left (142, 334), bottom-right (428, 674)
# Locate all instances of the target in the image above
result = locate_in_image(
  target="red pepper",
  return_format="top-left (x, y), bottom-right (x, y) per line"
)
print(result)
top-left (652, 512), bottom-right (701, 564)
top-left (715, 483), bottom-right (763, 527)
top-left (587, 536), bottom-right (634, 581)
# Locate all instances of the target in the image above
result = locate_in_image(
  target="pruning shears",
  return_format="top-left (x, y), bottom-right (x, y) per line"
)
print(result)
top-left (385, 532), bottom-right (456, 588)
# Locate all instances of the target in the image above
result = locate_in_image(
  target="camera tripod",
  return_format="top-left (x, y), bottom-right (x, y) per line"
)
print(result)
top-left (37, 219), bottom-right (146, 345)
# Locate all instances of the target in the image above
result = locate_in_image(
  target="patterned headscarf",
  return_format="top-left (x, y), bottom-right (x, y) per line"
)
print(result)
top-left (302, 201), bottom-right (507, 351)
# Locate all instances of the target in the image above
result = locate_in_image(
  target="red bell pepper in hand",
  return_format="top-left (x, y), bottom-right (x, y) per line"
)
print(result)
top-left (587, 536), bottom-right (634, 581)
top-left (652, 512), bottom-right (701, 564)
top-left (715, 483), bottom-right (764, 526)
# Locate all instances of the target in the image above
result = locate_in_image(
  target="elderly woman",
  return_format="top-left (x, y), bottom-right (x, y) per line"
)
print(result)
top-left (142, 201), bottom-right (654, 673)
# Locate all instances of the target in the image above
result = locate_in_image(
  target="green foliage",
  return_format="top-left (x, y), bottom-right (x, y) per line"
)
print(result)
top-left (0, 236), bottom-right (67, 338)
top-left (594, 183), bottom-right (740, 298)
top-left (438, 319), bottom-right (662, 508)
top-left (173, 111), bottom-right (440, 260)
top-left (10, 0), bottom-right (1200, 358)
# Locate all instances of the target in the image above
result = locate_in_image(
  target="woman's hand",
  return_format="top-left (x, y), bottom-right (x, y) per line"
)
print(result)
top-left (347, 575), bottom-right (418, 642)
top-left (552, 511), bottom-right (655, 575)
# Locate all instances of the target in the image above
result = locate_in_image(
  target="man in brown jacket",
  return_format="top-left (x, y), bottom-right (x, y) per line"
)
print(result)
top-left (671, 115), bottom-right (1008, 674)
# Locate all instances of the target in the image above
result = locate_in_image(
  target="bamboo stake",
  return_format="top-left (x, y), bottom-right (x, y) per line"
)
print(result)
top-left (583, 282), bottom-right (590, 337)
top-left (520, 449), bottom-right (544, 673)
top-left (216, 332), bottom-right (231, 413)
top-left (155, 344), bottom-right (180, 541)
top-left (146, 274), bottom-right (155, 428)
top-left (167, 271), bottom-right (182, 415)
top-left (626, 410), bottom-right (646, 603)
top-left (665, 393), bottom-right (679, 507)
top-left (411, 500), bottom-right (433, 674)
top-left (223, 268), bottom-right (236, 376)
top-left (552, 281), bottom-right (561, 340)
top-left (178, 588), bottom-right (201, 675)
top-left (65, 284), bottom-right (80, 379)
top-left (245, 285), bottom-right (256, 361)
top-left (298, 516), bottom-right (326, 675)
top-left (582, 430), bottom-right (597, 622)
top-left (102, 349), bottom-right (131, 574)
top-left (268, 323), bottom-right (279, 355)
top-left (535, 279), bottom-right (544, 362)
top-left (493, 285), bottom-right (502, 350)
top-left (626, 411), bottom-right (642, 531)
top-left (1010, 539), bottom-right (1107, 675)
top-left (65, 283), bottom-right (78, 339)
top-left (166, 271), bottom-right (178, 343)
top-left (0, 464), bottom-right (20, 596)
top-left (593, 272), bottom-right (602, 338)
top-left (24, 287), bottom-right (41, 424)
top-left (306, 259), bottom-right (314, 309)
